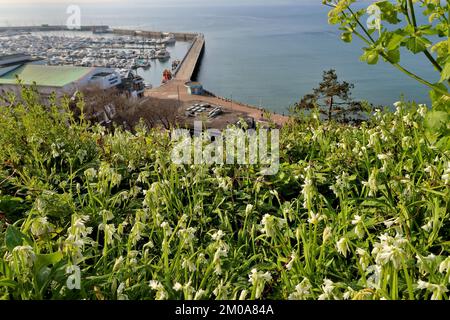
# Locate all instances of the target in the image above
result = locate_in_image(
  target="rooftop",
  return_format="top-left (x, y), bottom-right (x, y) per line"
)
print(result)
top-left (0, 64), bottom-right (94, 87)
top-left (0, 53), bottom-right (31, 62)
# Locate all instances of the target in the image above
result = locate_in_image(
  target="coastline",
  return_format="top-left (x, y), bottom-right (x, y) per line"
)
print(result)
top-left (0, 25), bottom-right (290, 126)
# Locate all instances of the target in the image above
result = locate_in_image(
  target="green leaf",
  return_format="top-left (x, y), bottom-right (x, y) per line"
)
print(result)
top-left (341, 32), bottom-right (352, 43)
top-left (439, 61), bottom-right (450, 82)
top-left (424, 111), bottom-right (449, 135)
top-left (405, 36), bottom-right (432, 54)
top-left (430, 83), bottom-right (450, 111)
top-left (34, 251), bottom-right (64, 271)
top-left (35, 266), bottom-right (52, 292)
top-left (5, 225), bottom-right (32, 251)
top-left (361, 48), bottom-right (379, 65)
top-left (376, 1), bottom-right (401, 24)
top-left (0, 279), bottom-right (18, 289)
top-left (385, 49), bottom-right (400, 63)
top-left (386, 33), bottom-right (405, 51)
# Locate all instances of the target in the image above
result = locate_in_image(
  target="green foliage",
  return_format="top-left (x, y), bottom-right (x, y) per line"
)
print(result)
top-left (0, 89), bottom-right (449, 300)
top-left (323, 0), bottom-right (450, 107)
top-left (294, 70), bottom-right (371, 123)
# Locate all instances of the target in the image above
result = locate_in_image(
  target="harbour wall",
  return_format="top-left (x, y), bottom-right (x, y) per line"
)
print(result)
top-left (112, 29), bottom-right (198, 42)
top-left (173, 34), bottom-right (205, 81)
top-left (0, 25), bottom-right (109, 32)
top-left (0, 25), bottom-right (198, 42)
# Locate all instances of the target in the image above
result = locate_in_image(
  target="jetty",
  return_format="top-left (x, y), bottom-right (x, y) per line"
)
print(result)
top-left (145, 33), bottom-right (288, 126)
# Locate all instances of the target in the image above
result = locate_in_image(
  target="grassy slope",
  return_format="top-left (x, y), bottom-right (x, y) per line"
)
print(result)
top-left (0, 89), bottom-right (449, 300)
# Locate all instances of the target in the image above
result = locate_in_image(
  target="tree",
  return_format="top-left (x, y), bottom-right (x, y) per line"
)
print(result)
top-left (70, 87), bottom-right (179, 131)
top-left (323, 0), bottom-right (450, 110)
top-left (295, 69), bottom-right (369, 123)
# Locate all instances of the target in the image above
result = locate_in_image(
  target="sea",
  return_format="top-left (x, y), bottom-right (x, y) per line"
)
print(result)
top-left (0, 1), bottom-right (438, 113)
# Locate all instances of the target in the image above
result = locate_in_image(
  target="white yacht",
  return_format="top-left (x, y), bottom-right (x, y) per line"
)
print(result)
top-left (156, 49), bottom-right (170, 60)
top-left (161, 33), bottom-right (176, 45)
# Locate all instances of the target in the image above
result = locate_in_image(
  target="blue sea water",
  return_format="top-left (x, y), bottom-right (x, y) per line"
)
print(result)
top-left (0, 2), bottom-right (438, 112)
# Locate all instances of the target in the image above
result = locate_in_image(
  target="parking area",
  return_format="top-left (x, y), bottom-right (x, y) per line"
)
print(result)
top-left (178, 100), bottom-right (256, 131)
top-left (184, 102), bottom-right (224, 119)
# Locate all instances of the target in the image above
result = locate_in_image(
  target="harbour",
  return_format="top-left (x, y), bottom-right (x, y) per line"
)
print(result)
top-left (0, 25), bottom-right (288, 127)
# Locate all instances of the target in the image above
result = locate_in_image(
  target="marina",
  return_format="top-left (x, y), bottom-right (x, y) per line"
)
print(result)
top-left (0, 31), bottom-right (183, 81)
top-left (0, 25), bottom-right (287, 126)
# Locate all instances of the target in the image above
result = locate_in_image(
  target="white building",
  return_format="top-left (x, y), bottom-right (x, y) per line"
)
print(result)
top-left (0, 54), bottom-right (121, 98)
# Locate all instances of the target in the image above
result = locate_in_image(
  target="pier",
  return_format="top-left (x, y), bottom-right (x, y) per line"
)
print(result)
top-left (145, 33), bottom-right (288, 126)
top-left (173, 34), bottom-right (205, 81)
top-left (0, 25), bottom-right (109, 32)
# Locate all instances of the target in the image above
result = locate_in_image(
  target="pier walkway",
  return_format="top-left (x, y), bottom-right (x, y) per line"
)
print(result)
top-left (148, 34), bottom-right (288, 126)
top-left (174, 34), bottom-right (205, 81)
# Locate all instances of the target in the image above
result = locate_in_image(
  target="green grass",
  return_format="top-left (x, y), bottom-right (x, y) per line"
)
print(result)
top-left (0, 88), bottom-right (449, 300)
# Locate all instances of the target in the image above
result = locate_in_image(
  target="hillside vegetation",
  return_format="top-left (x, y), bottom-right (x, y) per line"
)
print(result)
top-left (0, 88), bottom-right (449, 300)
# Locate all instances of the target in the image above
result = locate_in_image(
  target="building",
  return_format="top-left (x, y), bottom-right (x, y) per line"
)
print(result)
top-left (0, 54), bottom-right (122, 98)
top-left (0, 53), bottom-right (35, 67)
top-left (185, 81), bottom-right (204, 95)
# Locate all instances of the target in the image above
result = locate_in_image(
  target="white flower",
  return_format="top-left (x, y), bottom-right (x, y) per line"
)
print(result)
top-left (84, 168), bottom-right (97, 180)
top-left (336, 237), bottom-right (350, 258)
top-left (442, 162), bottom-right (450, 184)
top-left (248, 269), bottom-right (272, 299)
top-left (351, 215), bottom-right (362, 225)
top-left (352, 215), bottom-right (365, 239)
top-left (213, 242), bottom-right (229, 275)
top-left (238, 289), bottom-right (248, 300)
top-left (286, 252), bottom-right (296, 271)
top-left (383, 218), bottom-right (400, 228)
top-left (330, 171), bottom-right (351, 197)
top-left (356, 248), bottom-right (370, 271)
top-left (343, 287), bottom-right (355, 300)
top-left (366, 265), bottom-right (382, 289)
top-left (149, 280), bottom-right (162, 290)
top-left (362, 168), bottom-right (378, 196)
top-left (416, 254), bottom-right (438, 275)
top-left (323, 226), bottom-right (332, 243)
top-left (181, 257), bottom-right (197, 272)
top-left (367, 4), bottom-right (381, 30)
top-left (117, 282), bottom-right (128, 300)
top-left (160, 221), bottom-right (173, 236)
top-left (417, 280), bottom-right (448, 300)
top-left (177, 227), bottom-right (197, 245)
top-left (417, 104), bottom-right (427, 117)
top-left (245, 204), bottom-right (254, 216)
top-left (393, 101), bottom-right (404, 114)
top-left (372, 233), bottom-right (408, 269)
top-left (248, 268), bottom-right (272, 284)
top-left (30, 216), bottom-right (54, 237)
top-left (12, 245), bottom-right (36, 268)
top-left (308, 212), bottom-right (324, 225)
top-left (318, 279), bottom-right (335, 300)
top-left (194, 289), bottom-right (206, 300)
top-left (439, 257), bottom-right (450, 274)
top-left (113, 256), bottom-right (124, 272)
top-left (288, 278), bottom-right (312, 300)
top-left (421, 220), bottom-right (433, 233)
top-left (211, 230), bottom-right (225, 241)
top-left (261, 214), bottom-right (287, 238)
top-left (99, 223), bottom-right (117, 246)
top-left (173, 282), bottom-right (183, 292)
